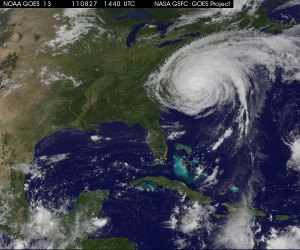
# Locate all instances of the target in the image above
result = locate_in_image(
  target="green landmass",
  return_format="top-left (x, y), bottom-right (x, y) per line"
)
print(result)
top-left (60, 189), bottom-right (109, 233)
top-left (224, 203), bottom-right (266, 217)
top-left (213, 203), bottom-right (266, 219)
top-left (0, 10), bottom-right (11, 45)
top-left (8, 34), bottom-right (169, 161)
top-left (0, 170), bottom-right (29, 238)
top-left (130, 176), bottom-right (213, 203)
top-left (275, 215), bottom-right (289, 221)
top-left (60, 190), bottom-right (136, 249)
top-left (81, 238), bottom-right (135, 250)
top-left (10, 171), bottom-right (29, 222)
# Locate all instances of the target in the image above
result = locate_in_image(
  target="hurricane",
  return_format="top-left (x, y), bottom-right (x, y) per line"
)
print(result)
top-left (145, 30), bottom-right (300, 134)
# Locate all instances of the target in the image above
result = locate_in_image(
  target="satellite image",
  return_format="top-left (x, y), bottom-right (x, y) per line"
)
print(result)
top-left (0, 0), bottom-right (300, 248)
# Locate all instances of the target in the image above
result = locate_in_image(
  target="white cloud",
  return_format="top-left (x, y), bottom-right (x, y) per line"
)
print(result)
top-left (215, 208), bottom-right (254, 249)
top-left (175, 0), bottom-right (263, 28)
top-left (266, 226), bottom-right (300, 249)
top-left (39, 153), bottom-right (69, 164)
top-left (273, 0), bottom-right (300, 11)
top-left (0, 78), bottom-right (25, 97)
top-left (40, 66), bottom-right (82, 87)
top-left (46, 8), bottom-right (105, 51)
top-left (13, 240), bottom-right (27, 249)
top-left (202, 166), bottom-right (219, 187)
top-left (167, 130), bottom-right (186, 140)
top-left (91, 217), bottom-right (108, 228)
top-left (212, 128), bottom-right (233, 151)
top-left (29, 206), bottom-right (59, 237)
top-left (287, 139), bottom-right (300, 172)
top-left (0, 8), bottom-right (11, 14)
top-left (90, 135), bottom-right (112, 142)
top-left (165, 203), bottom-right (215, 234)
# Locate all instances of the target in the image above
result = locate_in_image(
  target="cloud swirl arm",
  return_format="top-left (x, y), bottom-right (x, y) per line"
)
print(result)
top-left (145, 30), bottom-right (300, 134)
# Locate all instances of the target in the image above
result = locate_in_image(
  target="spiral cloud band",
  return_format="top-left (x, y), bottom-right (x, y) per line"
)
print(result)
top-left (145, 29), bottom-right (300, 134)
